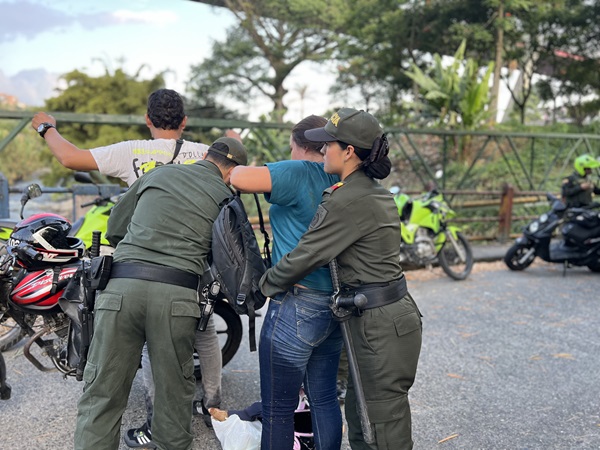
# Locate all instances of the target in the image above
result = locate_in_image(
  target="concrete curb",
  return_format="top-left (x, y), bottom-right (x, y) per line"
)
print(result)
top-left (472, 243), bottom-right (512, 263)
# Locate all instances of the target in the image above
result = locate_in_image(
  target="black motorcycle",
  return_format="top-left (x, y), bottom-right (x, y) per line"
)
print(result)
top-left (504, 193), bottom-right (600, 273)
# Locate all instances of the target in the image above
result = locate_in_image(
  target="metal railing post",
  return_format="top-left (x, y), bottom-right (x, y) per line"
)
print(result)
top-left (498, 183), bottom-right (514, 243)
top-left (0, 172), bottom-right (8, 218)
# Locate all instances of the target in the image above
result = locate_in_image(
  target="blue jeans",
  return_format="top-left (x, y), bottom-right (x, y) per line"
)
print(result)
top-left (259, 287), bottom-right (343, 450)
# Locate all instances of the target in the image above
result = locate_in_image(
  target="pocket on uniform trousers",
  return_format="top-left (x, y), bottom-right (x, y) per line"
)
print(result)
top-left (182, 356), bottom-right (195, 380)
top-left (95, 292), bottom-right (123, 311)
top-left (393, 311), bottom-right (421, 337)
top-left (171, 301), bottom-right (201, 381)
top-left (83, 361), bottom-right (97, 386)
top-left (171, 300), bottom-right (201, 319)
top-left (367, 394), bottom-right (408, 424)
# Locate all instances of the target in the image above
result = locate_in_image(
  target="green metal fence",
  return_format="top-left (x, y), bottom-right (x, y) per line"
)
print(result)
top-left (2, 110), bottom-right (598, 194)
top-left (2, 110), bottom-right (599, 240)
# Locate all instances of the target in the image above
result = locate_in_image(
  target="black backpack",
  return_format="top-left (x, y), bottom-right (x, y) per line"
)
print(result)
top-left (210, 192), bottom-right (271, 351)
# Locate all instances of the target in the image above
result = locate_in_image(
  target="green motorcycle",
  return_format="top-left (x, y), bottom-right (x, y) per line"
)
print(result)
top-left (68, 172), bottom-right (116, 248)
top-left (394, 188), bottom-right (474, 280)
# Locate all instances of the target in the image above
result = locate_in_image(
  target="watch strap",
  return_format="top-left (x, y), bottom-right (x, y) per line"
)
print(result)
top-left (38, 122), bottom-right (55, 138)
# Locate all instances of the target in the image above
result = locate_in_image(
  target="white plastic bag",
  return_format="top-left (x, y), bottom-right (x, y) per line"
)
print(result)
top-left (212, 414), bottom-right (262, 450)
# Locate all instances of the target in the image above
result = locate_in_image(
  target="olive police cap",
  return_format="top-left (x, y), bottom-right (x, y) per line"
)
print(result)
top-left (304, 107), bottom-right (383, 149)
top-left (208, 137), bottom-right (248, 166)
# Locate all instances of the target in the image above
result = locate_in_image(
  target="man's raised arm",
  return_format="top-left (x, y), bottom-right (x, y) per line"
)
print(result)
top-left (31, 111), bottom-right (99, 171)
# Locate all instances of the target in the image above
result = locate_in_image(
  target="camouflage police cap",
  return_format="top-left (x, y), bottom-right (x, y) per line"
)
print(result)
top-left (304, 107), bottom-right (383, 149)
top-left (208, 137), bottom-right (248, 166)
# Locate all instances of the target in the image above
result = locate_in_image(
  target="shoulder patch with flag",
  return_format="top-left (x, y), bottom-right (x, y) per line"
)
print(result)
top-left (310, 205), bottom-right (328, 229)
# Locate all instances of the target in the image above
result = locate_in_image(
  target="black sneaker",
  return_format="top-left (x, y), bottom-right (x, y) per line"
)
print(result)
top-left (193, 400), bottom-right (213, 428)
top-left (124, 423), bottom-right (156, 449)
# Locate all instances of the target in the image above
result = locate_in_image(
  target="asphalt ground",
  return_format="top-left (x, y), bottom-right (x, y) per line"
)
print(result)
top-left (1, 247), bottom-right (599, 449)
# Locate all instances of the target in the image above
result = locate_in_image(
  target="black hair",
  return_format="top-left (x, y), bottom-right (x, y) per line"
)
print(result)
top-left (205, 150), bottom-right (239, 171)
top-left (340, 135), bottom-right (391, 180)
top-left (292, 115), bottom-right (328, 154)
top-left (147, 89), bottom-right (186, 130)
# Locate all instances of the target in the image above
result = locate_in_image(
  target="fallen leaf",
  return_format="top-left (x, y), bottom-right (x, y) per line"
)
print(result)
top-left (552, 353), bottom-right (575, 360)
top-left (458, 332), bottom-right (478, 338)
top-left (438, 433), bottom-right (459, 444)
top-left (447, 373), bottom-right (465, 380)
top-left (530, 355), bottom-right (543, 361)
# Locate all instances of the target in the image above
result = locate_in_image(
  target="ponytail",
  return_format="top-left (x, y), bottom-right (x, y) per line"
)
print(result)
top-left (356, 134), bottom-right (391, 179)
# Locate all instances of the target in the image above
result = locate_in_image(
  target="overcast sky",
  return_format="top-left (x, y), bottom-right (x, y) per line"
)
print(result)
top-left (0, 0), bottom-right (336, 122)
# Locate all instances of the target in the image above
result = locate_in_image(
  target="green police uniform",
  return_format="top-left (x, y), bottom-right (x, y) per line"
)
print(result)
top-left (260, 170), bottom-right (423, 450)
top-left (562, 171), bottom-right (600, 208)
top-left (74, 160), bottom-right (233, 450)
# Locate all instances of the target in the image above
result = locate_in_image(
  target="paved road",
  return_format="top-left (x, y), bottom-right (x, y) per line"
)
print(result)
top-left (1, 260), bottom-right (599, 449)
top-left (407, 261), bottom-right (600, 449)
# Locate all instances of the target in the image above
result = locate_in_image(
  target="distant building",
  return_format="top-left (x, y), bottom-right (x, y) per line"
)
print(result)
top-left (0, 93), bottom-right (26, 110)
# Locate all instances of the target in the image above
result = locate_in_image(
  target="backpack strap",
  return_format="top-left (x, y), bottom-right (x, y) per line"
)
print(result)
top-left (253, 193), bottom-right (272, 267)
top-left (246, 302), bottom-right (258, 352)
top-left (168, 139), bottom-right (184, 164)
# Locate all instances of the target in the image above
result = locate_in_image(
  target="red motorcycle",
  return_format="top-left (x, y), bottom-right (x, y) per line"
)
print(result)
top-left (0, 184), bottom-right (243, 399)
top-left (0, 185), bottom-right (86, 389)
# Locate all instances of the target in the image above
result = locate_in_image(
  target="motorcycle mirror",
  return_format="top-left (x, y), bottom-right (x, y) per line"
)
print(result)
top-left (27, 184), bottom-right (42, 200)
top-left (19, 183), bottom-right (42, 219)
top-left (74, 171), bottom-right (102, 196)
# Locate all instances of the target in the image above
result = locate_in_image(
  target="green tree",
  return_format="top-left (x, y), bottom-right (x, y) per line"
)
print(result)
top-left (340, 0), bottom-right (599, 126)
top-left (187, 0), bottom-right (352, 122)
top-left (404, 40), bottom-right (494, 128)
top-left (41, 67), bottom-right (165, 185)
top-left (530, 1), bottom-right (600, 126)
top-left (404, 40), bottom-right (494, 160)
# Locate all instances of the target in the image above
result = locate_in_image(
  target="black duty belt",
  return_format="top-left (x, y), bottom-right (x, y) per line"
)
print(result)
top-left (343, 276), bottom-right (408, 310)
top-left (110, 262), bottom-right (199, 290)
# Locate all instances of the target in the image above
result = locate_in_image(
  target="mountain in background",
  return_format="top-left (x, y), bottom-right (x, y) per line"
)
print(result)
top-left (0, 68), bottom-right (59, 107)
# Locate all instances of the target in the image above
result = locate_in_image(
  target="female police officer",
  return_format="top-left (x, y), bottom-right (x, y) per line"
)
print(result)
top-left (259, 107), bottom-right (422, 450)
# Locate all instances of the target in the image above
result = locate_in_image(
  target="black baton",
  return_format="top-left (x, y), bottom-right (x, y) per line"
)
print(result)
top-left (329, 260), bottom-right (375, 444)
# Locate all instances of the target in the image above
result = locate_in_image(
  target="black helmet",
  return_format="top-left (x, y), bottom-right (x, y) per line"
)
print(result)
top-left (9, 213), bottom-right (84, 269)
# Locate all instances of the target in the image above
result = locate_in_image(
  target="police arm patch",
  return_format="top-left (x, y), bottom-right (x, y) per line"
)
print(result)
top-left (310, 205), bottom-right (328, 229)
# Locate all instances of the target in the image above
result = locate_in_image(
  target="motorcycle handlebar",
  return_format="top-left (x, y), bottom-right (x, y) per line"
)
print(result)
top-left (15, 243), bottom-right (43, 262)
top-left (80, 197), bottom-right (113, 208)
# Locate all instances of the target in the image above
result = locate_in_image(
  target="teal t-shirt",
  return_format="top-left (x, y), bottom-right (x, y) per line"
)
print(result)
top-left (265, 160), bottom-right (340, 292)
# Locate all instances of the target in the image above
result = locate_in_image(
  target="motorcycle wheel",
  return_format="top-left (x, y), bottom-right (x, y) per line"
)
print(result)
top-left (438, 232), bottom-right (474, 280)
top-left (194, 300), bottom-right (243, 379)
top-left (586, 260), bottom-right (600, 272)
top-left (504, 243), bottom-right (535, 271)
top-left (0, 319), bottom-right (25, 352)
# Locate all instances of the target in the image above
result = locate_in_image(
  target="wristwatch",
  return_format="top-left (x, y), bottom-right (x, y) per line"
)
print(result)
top-left (37, 122), bottom-right (55, 138)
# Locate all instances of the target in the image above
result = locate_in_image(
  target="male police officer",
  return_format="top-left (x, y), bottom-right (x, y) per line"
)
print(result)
top-left (74, 137), bottom-right (247, 450)
top-left (34, 89), bottom-right (235, 445)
